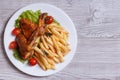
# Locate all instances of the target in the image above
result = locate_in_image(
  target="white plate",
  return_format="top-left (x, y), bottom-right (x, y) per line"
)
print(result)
top-left (4, 3), bottom-right (77, 76)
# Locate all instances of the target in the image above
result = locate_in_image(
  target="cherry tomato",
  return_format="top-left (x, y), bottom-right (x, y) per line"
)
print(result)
top-left (9, 41), bottom-right (18, 49)
top-left (45, 16), bottom-right (54, 24)
top-left (12, 28), bottom-right (21, 36)
top-left (29, 58), bottom-right (37, 66)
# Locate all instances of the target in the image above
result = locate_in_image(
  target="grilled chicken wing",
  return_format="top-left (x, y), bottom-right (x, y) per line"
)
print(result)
top-left (20, 18), bottom-right (38, 39)
top-left (27, 13), bottom-right (48, 46)
top-left (16, 13), bottom-right (48, 59)
top-left (16, 34), bottom-right (34, 59)
top-left (39, 13), bottom-right (48, 27)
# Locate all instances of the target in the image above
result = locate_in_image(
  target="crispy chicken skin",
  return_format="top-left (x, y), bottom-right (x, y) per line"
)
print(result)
top-left (20, 18), bottom-right (38, 39)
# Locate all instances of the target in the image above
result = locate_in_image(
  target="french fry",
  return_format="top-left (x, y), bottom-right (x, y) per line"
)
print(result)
top-left (34, 37), bottom-right (40, 46)
top-left (35, 52), bottom-right (47, 70)
top-left (41, 36), bottom-right (49, 49)
top-left (52, 57), bottom-right (59, 63)
top-left (39, 54), bottom-right (51, 70)
top-left (48, 43), bottom-right (55, 53)
top-left (53, 35), bottom-right (67, 45)
top-left (51, 36), bottom-right (64, 62)
top-left (49, 50), bottom-right (59, 57)
top-left (63, 48), bottom-right (71, 56)
top-left (34, 55), bottom-right (46, 70)
top-left (57, 42), bottom-right (67, 52)
top-left (52, 35), bottom-right (59, 41)
top-left (49, 24), bottom-right (64, 30)
top-left (43, 54), bottom-right (56, 70)
top-left (34, 47), bottom-right (44, 56)
top-left (50, 28), bottom-right (63, 38)
top-left (51, 26), bottom-right (69, 35)
top-left (47, 57), bottom-right (55, 66)
top-left (44, 35), bottom-right (53, 46)
top-left (40, 42), bottom-right (54, 58)
top-left (33, 23), bottom-right (70, 70)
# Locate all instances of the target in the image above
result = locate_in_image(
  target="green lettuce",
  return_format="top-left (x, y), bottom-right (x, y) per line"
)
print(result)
top-left (15, 10), bottom-right (41, 28)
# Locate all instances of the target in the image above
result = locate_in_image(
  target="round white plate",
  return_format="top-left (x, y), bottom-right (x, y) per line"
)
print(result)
top-left (4, 3), bottom-right (77, 76)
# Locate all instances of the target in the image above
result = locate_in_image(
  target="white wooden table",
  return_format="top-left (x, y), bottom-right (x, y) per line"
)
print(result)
top-left (1, 0), bottom-right (120, 80)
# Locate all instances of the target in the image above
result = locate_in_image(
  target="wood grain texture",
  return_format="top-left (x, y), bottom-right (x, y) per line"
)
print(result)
top-left (1, 0), bottom-right (120, 80)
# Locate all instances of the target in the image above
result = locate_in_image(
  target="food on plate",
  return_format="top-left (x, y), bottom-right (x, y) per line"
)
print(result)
top-left (12, 28), bottom-right (21, 36)
top-left (10, 10), bottom-right (71, 70)
top-left (9, 41), bottom-right (18, 49)
top-left (45, 16), bottom-right (54, 24)
top-left (29, 58), bottom-right (37, 66)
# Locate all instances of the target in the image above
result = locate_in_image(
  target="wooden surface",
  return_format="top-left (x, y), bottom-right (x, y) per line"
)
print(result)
top-left (1, 0), bottom-right (120, 80)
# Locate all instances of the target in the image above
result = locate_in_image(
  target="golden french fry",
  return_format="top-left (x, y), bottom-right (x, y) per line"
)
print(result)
top-left (40, 42), bottom-right (54, 58)
top-left (44, 35), bottom-right (53, 46)
top-left (39, 54), bottom-right (51, 70)
top-left (52, 57), bottom-right (59, 63)
top-left (41, 36), bottom-right (49, 49)
top-left (52, 35), bottom-right (59, 41)
top-left (49, 24), bottom-right (64, 30)
top-left (34, 47), bottom-right (44, 56)
top-left (50, 28), bottom-right (63, 38)
top-left (49, 50), bottom-right (59, 57)
top-left (48, 43), bottom-right (55, 53)
top-left (53, 35), bottom-right (67, 46)
top-left (58, 42), bottom-right (67, 52)
top-left (34, 53), bottom-right (47, 70)
top-left (47, 57), bottom-right (55, 66)
top-left (63, 48), bottom-right (71, 56)
top-left (34, 55), bottom-right (46, 70)
top-left (53, 27), bottom-right (69, 34)
top-left (51, 36), bottom-right (64, 62)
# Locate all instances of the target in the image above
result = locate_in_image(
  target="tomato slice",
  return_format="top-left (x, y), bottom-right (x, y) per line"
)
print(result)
top-left (9, 41), bottom-right (18, 49)
top-left (29, 58), bottom-right (37, 66)
top-left (12, 28), bottom-right (21, 36)
top-left (45, 16), bottom-right (54, 24)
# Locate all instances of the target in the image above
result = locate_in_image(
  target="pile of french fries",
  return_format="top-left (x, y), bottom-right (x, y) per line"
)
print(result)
top-left (34, 23), bottom-right (71, 70)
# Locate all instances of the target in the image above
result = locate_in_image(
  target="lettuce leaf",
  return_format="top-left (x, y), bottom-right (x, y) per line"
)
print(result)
top-left (13, 49), bottom-right (26, 63)
top-left (15, 10), bottom-right (41, 28)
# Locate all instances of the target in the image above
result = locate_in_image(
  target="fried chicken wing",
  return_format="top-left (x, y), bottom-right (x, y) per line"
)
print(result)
top-left (16, 13), bottom-right (48, 60)
top-left (27, 13), bottom-right (48, 46)
top-left (16, 34), bottom-right (34, 59)
top-left (20, 18), bottom-right (38, 39)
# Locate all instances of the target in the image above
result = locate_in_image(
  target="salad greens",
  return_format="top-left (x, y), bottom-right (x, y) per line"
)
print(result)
top-left (15, 10), bottom-right (41, 28)
top-left (13, 49), bottom-right (26, 63)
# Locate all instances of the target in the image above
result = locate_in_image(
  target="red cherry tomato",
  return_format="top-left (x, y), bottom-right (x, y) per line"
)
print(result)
top-left (45, 16), bottom-right (54, 24)
top-left (29, 58), bottom-right (37, 66)
top-left (12, 28), bottom-right (21, 36)
top-left (9, 41), bottom-right (18, 49)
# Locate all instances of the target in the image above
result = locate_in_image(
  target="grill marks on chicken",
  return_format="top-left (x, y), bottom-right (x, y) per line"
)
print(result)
top-left (16, 13), bottom-right (48, 60)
